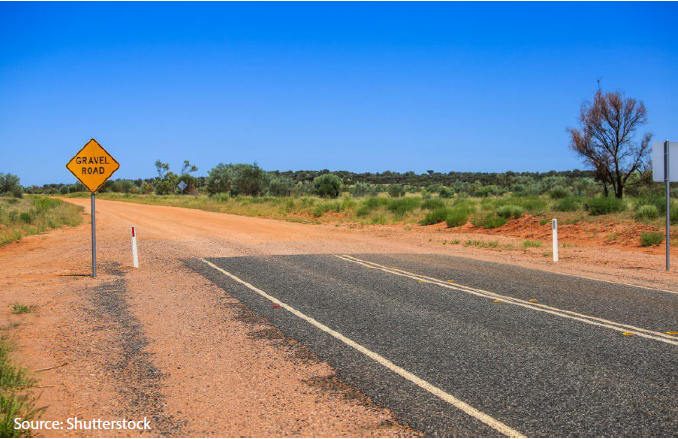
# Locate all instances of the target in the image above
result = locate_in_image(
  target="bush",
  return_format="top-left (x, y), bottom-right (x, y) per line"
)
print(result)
top-left (496, 205), bottom-right (524, 219)
top-left (549, 186), bottom-right (571, 199)
top-left (140, 182), bottom-right (154, 194)
top-left (314, 174), bottom-right (342, 198)
top-left (11, 186), bottom-right (23, 198)
top-left (445, 209), bottom-right (469, 228)
top-left (438, 187), bottom-right (454, 198)
top-left (553, 197), bottom-right (580, 212)
top-left (517, 198), bottom-right (548, 215)
top-left (472, 212), bottom-right (508, 229)
top-left (421, 198), bottom-right (445, 210)
top-left (349, 182), bottom-right (376, 198)
top-left (387, 184), bottom-right (405, 198)
top-left (267, 177), bottom-right (294, 197)
top-left (635, 205), bottom-right (659, 221)
top-left (633, 193), bottom-right (666, 215)
top-left (640, 232), bottom-right (664, 247)
top-left (19, 212), bottom-right (32, 224)
top-left (672, 205), bottom-right (678, 225)
top-left (420, 208), bottom-right (448, 225)
top-left (585, 197), bottom-right (626, 216)
top-left (387, 197), bottom-right (420, 216)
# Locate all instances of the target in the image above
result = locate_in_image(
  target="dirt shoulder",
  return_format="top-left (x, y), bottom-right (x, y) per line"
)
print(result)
top-left (1, 198), bottom-right (675, 437)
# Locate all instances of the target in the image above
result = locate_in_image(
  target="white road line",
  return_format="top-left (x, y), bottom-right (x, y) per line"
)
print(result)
top-left (200, 258), bottom-right (525, 439)
top-left (336, 255), bottom-right (678, 346)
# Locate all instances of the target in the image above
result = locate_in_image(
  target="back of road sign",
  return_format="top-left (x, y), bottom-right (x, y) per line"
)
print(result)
top-left (66, 139), bottom-right (120, 192)
top-left (652, 142), bottom-right (678, 182)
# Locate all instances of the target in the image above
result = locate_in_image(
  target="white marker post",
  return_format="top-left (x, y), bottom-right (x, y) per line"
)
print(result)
top-left (131, 226), bottom-right (139, 268)
top-left (552, 219), bottom-right (559, 262)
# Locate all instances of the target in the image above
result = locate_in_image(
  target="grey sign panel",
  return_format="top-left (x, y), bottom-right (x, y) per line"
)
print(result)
top-left (178, 181), bottom-right (187, 190)
top-left (652, 142), bottom-right (678, 182)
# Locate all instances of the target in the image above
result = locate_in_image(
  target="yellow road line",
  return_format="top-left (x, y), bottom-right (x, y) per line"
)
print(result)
top-left (336, 255), bottom-right (678, 346)
top-left (200, 258), bottom-right (525, 439)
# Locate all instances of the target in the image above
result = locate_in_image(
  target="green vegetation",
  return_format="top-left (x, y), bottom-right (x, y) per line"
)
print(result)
top-left (10, 304), bottom-right (35, 315)
top-left (0, 196), bottom-right (83, 247)
top-left (496, 205), bottom-right (524, 219)
top-left (420, 208), bottom-right (448, 225)
top-left (635, 205), bottom-right (659, 221)
top-left (553, 197), bottom-right (580, 212)
top-left (640, 232), bottom-right (664, 247)
top-left (585, 197), bottom-right (626, 216)
top-left (523, 240), bottom-right (543, 248)
top-left (0, 329), bottom-right (41, 437)
top-left (445, 208), bottom-right (470, 228)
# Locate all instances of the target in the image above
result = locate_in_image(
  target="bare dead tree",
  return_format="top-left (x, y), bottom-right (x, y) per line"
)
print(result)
top-left (568, 90), bottom-right (652, 198)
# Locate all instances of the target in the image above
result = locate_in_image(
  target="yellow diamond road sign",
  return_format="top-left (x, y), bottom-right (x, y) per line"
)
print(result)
top-left (66, 139), bottom-right (120, 192)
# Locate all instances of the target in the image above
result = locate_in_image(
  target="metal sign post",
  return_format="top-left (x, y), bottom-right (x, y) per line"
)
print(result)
top-left (66, 139), bottom-right (119, 278)
top-left (651, 140), bottom-right (677, 271)
top-left (666, 140), bottom-right (671, 271)
top-left (91, 193), bottom-right (97, 278)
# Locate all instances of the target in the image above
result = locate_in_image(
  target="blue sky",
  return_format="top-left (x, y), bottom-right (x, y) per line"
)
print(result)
top-left (1, 2), bottom-right (676, 186)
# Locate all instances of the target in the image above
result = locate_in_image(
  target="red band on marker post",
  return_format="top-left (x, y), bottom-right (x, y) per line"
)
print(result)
top-left (132, 226), bottom-right (135, 238)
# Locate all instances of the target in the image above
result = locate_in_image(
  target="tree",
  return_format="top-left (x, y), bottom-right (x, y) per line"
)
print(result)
top-left (568, 89), bottom-right (652, 198)
top-left (0, 173), bottom-right (20, 194)
top-left (314, 173), bottom-right (342, 198)
top-left (155, 160), bottom-right (170, 180)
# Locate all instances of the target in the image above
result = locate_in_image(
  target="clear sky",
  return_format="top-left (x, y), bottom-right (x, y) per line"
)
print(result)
top-left (1, 2), bottom-right (677, 186)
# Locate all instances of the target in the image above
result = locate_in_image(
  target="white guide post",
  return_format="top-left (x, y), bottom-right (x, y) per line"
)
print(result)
top-left (131, 226), bottom-right (139, 268)
top-left (552, 219), bottom-right (559, 262)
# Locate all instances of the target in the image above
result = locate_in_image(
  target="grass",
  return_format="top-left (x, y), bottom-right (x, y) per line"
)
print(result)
top-left (465, 239), bottom-right (499, 248)
top-left (0, 196), bottom-right (83, 247)
top-left (10, 304), bottom-right (35, 315)
top-left (0, 329), bottom-right (41, 437)
top-left (640, 232), bottom-right (664, 247)
top-left (523, 240), bottom-right (542, 248)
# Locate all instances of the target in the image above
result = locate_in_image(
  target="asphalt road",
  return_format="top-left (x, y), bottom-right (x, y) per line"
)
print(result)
top-left (189, 253), bottom-right (678, 438)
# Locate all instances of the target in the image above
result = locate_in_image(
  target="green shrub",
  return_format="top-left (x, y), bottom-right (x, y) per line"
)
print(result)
top-left (585, 197), bottom-right (626, 216)
top-left (420, 208), bottom-right (448, 225)
top-left (356, 206), bottom-right (371, 217)
top-left (445, 209), bottom-right (469, 227)
top-left (633, 193), bottom-right (666, 215)
top-left (387, 197), bottom-right (420, 216)
top-left (363, 196), bottom-right (389, 210)
top-left (421, 198), bottom-right (445, 210)
top-left (496, 205), bottom-right (524, 219)
top-left (640, 232), bottom-right (664, 247)
top-left (19, 212), bottom-right (32, 224)
top-left (672, 205), bottom-right (678, 225)
top-left (635, 205), bottom-right (659, 221)
top-left (438, 187), bottom-right (454, 198)
top-left (314, 174), bottom-right (343, 198)
top-left (472, 212), bottom-right (508, 229)
top-left (387, 184), bottom-right (405, 198)
top-left (549, 186), bottom-right (571, 199)
top-left (518, 198), bottom-right (548, 215)
top-left (553, 197), bottom-right (580, 212)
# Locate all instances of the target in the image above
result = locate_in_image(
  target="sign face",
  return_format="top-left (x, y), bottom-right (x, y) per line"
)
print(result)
top-left (178, 181), bottom-right (187, 191)
top-left (66, 139), bottom-right (120, 192)
top-left (652, 142), bottom-right (678, 182)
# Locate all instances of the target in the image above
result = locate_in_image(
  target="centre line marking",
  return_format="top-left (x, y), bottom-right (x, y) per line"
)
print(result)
top-left (200, 258), bottom-right (525, 439)
top-left (336, 255), bottom-right (678, 346)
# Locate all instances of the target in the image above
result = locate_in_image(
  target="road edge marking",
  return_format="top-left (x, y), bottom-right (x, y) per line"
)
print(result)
top-left (200, 258), bottom-right (526, 439)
